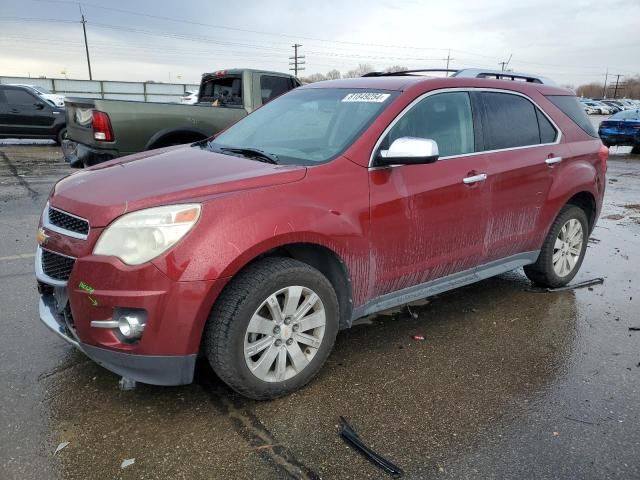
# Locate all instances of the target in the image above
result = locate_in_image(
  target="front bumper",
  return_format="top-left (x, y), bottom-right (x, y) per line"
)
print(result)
top-left (39, 293), bottom-right (196, 385)
top-left (62, 139), bottom-right (118, 168)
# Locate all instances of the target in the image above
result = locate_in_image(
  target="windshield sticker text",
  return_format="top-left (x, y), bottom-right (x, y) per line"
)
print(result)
top-left (342, 93), bottom-right (390, 103)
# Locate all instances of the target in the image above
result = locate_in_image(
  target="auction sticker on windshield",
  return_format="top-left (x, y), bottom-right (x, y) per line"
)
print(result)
top-left (342, 93), bottom-right (391, 103)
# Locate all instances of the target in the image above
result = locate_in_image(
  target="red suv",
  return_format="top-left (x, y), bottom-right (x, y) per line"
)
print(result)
top-left (36, 69), bottom-right (607, 399)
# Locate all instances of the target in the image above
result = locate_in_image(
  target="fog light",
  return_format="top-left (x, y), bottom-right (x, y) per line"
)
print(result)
top-left (117, 314), bottom-right (145, 339)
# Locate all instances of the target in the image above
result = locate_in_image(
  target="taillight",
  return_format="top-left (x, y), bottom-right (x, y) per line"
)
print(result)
top-left (92, 111), bottom-right (113, 142)
top-left (598, 144), bottom-right (608, 171)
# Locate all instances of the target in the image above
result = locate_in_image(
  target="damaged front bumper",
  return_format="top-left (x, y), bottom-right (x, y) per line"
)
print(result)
top-left (38, 291), bottom-right (197, 385)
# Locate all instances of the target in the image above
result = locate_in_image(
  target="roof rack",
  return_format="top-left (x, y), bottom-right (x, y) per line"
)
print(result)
top-left (362, 68), bottom-right (555, 85)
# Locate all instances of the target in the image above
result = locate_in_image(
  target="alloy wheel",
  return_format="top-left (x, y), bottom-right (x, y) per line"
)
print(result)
top-left (552, 219), bottom-right (584, 277)
top-left (244, 286), bottom-right (326, 382)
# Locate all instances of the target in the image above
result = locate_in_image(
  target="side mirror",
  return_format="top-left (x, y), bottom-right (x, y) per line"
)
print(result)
top-left (376, 137), bottom-right (439, 166)
top-left (34, 102), bottom-right (45, 110)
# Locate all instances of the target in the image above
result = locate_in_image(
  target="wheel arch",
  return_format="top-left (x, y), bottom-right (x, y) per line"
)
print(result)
top-left (144, 127), bottom-right (210, 150)
top-left (227, 242), bottom-right (354, 330)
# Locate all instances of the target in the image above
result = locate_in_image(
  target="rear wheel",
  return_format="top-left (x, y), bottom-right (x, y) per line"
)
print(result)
top-left (524, 205), bottom-right (588, 288)
top-left (204, 257), bottom-right (339, 400)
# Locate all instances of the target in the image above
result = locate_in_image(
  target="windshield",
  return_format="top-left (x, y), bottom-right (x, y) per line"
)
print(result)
top-left (204, 88), bottom-right (398, 165)
top-left (32, 86), bottom-right (50, 94)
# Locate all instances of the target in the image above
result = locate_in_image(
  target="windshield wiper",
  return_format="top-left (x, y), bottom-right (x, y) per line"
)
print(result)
top-left (219, 147), bottom-right (279, 164)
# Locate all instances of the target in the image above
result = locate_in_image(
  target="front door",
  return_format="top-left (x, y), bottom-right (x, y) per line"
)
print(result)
top-left (2, 87), bottom-right (57, 137)
top-left (368, 90), bottom-right (490, 298)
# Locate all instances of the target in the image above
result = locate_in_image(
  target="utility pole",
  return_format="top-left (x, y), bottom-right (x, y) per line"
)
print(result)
top-left (612, 74), bottom-right (623, 99)
top-left (289, 44), bottom-right (305, 77)
top-left (80, 6), bottom-right (93, 80)
top-left (442, 49), bottom-right (454, 73)
top-left (602, 69), bottom-right (608, 99)
top-left (499, 54), bottom-right (512, 71)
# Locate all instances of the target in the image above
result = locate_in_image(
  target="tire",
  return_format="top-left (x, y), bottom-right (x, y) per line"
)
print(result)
top-left (204, 257), bottom-right (340, 400)
top-left (524, 205), bottom-right (589, 288)
top-left (632, 146), bottom-right (640, 155)
top-left (55, 127), bottom-right (67, 146)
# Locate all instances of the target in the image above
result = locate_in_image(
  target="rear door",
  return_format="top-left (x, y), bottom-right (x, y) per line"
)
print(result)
top-left (475, 90), bottom-right (566, 261)
top-left (368, 90), bottom-right (490, 297)
top-left (1, 86), bottom-right (58, 136)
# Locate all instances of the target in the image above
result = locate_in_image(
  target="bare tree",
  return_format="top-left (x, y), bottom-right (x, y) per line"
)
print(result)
top-left (384, 65), bottom-right (408, 73)
top-left (344, 63), bottom-right (375, 78)
top-left (301, 72), bottom-right (327, 84)
top-left (325, 69), bottom-right (341, 80)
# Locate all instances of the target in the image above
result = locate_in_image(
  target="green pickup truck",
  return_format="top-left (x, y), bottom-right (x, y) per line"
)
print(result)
top-left (62, 69), bottom-right (300, 167)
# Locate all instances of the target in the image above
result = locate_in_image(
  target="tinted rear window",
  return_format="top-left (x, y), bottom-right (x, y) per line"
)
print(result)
top-left (546, 95), bottom-right (598, 137)
top-left (480, 92), bottom-right (541, 150)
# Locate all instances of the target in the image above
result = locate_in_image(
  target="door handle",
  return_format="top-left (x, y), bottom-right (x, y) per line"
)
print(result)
top-left (462, 173), bottom-right (488, 184)
top-left (545, 156), bottom-right (562, 165)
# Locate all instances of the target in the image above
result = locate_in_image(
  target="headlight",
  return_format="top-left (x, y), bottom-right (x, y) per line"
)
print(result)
top-left (93, 204), bottom-right (201, 265)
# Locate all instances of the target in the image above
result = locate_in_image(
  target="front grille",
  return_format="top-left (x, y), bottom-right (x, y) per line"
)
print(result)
top-left (48, 207), bottom-right (89, 236)
top-left (41, 249), bottom-right (76, 281)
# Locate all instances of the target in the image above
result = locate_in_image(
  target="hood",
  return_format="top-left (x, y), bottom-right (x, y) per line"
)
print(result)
top-left (51, 144), bottom-right (306, 227)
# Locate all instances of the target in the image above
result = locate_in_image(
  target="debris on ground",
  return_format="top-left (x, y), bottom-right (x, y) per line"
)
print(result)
top-left (406, 305), bottom-right (418, 319)
top-left (121, 458), bottom-right (135, 469)
top-left (338, 416), bottom-right (403, 477)
top-left (545, 278), bottom-right (604, 292)
top-left (53, 442), bottom-right (69, 455)
top-left (118, 377), bottom-right (137, 391)
top-left (412, 335), bottom-right (425, 341)
top-left (604, 214), bottom-right (625, 220)
top-left (629, 327), bottom-right (640, 332)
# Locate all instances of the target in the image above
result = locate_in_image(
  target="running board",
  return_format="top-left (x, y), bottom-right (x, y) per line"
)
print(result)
top-left (351, 251), bottom-right (539, 321)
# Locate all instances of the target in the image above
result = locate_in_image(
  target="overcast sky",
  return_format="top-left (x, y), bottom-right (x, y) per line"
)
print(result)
top-left (1, 0), bottom-right (639, 86)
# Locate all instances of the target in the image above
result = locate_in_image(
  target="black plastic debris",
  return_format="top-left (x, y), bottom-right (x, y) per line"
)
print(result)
top-left (545, 277), bottom-right (604, 292)
top-left (629, 327), bottom-right (640, 332)
top-left (338, 416), bottom-right (403, 477)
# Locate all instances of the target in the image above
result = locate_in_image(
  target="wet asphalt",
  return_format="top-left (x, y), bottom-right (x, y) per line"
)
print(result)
top-left (0, 127), bottom-right (639, 479)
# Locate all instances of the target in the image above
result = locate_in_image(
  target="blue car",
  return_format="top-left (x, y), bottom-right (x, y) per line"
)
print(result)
top-left (598, 109), bottom-right (640, 154)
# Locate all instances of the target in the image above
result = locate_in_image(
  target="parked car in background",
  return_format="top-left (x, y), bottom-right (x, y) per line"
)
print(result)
top-left (600, 101), bottom-right (622, 114)
top-left (9, 84), bottom-right (66, 108)
top-left (179, 90), bottom-right (198, 105)
top-left (37, 68), bottom-right (607, 399)
top-left (62, 69), bottom-right (300, 167)
top-left (583, 105), bottom-right (598, 115)
top-left (580, 100), bottom-right (611, 115)
top-left (0, 84), bottom-right (67, 144)
top-left (599, 109), bottom-right (640, 153)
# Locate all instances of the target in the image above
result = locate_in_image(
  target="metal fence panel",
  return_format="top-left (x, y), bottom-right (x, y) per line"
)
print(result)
top-left (103, 82), bottom-right (145, 94)
top-left (0, 77), bottom-right (54, 90)
top-left (103, 94), bottom-right (146, 101)
top-left (0, 76), bottom-right (196, 102)
top-left (145, 83), bottom-right (185, 95)
top-left (53, 79), bottom-right (102, 93)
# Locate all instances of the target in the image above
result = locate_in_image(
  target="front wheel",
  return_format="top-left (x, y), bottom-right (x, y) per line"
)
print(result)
top-left (204, 257), bottom-right (339, 400)
top-left (55, 127), bottom-right (67, 146)
top-left (524, 205), bottom-right (589, 288)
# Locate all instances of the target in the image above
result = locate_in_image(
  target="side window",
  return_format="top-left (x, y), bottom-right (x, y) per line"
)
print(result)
top-left (383, 91), bottom-right (475, 157)
top-left (536, 109), bottom-right (557, 143)
top-left (4, 88), bottom-right (38, 106)
top-left (480, 92), bottom-right (540, 150)
top-left (199, 76), bottom-right (242, 106)
top-left (260, 76), bottom-right (292, 104)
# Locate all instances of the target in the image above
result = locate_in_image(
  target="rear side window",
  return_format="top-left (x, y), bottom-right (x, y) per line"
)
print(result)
top-left (260, 75), bottom-right (292, 104)
top-left (536, 109), bottom-right (557, 143)
top-left (480, 92), bottom-right (541, 149)
top-left (4, 88), bottom-right (38, 105)
top-left (546, 95), bottom-right (598, 137)
top-left (199, 75), bottom-right (242, 107)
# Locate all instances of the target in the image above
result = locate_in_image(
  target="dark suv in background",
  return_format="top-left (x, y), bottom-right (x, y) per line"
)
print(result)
top-left (0, 84), bottom-right (67, 144)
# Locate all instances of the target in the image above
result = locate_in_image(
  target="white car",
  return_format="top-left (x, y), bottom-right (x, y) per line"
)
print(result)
top-left (179, 90), bottom-right (198, 105)
top-left (9, 84), bottom-right (65, 108)
top-left (580, 100), bottom-right (611, 115)
top-left (583, 105), bottom-right (598, 115)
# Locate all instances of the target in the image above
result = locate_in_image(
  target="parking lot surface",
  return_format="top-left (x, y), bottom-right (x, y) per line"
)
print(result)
top-left (1, 134), bottom-right (639, 479)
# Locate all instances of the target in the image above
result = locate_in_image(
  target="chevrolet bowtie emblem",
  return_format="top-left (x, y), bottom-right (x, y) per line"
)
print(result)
top-left (36, 228), bottom-right (50, 247)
